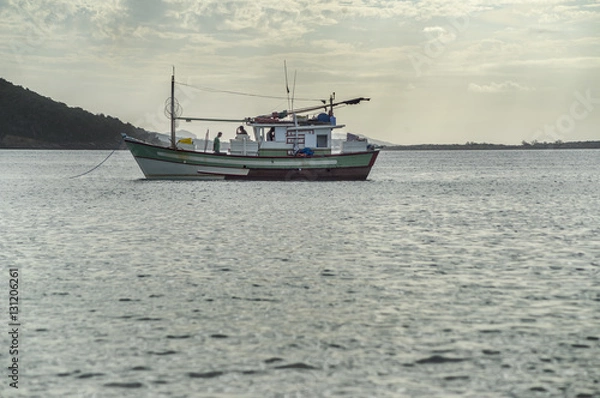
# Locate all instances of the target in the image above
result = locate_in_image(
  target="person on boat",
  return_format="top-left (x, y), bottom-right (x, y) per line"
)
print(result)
top-left (236, 125), bottom-right (248, 136)
top-left (213, 132), bottom-right (223, 154)
top-left (267, 127), bottom-right (275, 141)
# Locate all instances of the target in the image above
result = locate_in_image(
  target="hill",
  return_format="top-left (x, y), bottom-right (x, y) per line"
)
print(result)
top-left (0, 78), bottom-right (157, 149)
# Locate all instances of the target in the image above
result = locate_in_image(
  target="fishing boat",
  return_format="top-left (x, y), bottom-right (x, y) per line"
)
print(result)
top-left (123, 72), bottom-right (379, 180)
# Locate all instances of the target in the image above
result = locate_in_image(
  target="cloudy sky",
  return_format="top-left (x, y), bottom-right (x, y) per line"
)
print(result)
top-left (2, 0), bottom-right (599, 144)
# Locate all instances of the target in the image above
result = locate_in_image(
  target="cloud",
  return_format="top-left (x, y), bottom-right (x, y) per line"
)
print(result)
top-left (468, 81), bottom-right (534, 93)
top-left (2, 0), bottom-right (600, 144)
top-left (423, 26), bottom-right (457, 45)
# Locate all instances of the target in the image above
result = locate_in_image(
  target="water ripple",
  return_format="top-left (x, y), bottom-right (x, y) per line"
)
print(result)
top-left (3, 150), bottom-right (599, 397)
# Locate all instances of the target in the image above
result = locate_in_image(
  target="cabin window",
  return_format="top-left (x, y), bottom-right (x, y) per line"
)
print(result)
top-left (317, 135), bottom-right (328, 148)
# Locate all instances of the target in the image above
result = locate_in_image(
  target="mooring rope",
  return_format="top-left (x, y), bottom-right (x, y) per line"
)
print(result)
top-left (69, 149), bottom-right (117, 179)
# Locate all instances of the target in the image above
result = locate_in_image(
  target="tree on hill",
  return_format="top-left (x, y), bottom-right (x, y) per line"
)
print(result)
top-left (0, 78), bottom-right (157, 149)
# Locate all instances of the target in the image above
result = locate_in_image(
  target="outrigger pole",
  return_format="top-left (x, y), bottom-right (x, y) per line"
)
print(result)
top-left (176, 117), bottom-right (248, 123)
top-left (275, 96), bottom-right (370, 118)
top-left (173, 97), bottom-right (368, 125)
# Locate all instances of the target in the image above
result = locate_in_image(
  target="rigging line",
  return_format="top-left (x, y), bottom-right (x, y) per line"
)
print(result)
top-left (174, 81), bottom-right (324, 102)
top-left (69, 149), bottom-right (117, 179)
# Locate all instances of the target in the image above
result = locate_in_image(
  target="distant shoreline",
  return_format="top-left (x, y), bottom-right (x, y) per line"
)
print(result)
top-left (382, 141), bottom-right (600, 151)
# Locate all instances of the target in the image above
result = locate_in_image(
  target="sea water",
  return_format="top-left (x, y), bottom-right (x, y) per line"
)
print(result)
top-left (0, 149), bottom-right (599, 397)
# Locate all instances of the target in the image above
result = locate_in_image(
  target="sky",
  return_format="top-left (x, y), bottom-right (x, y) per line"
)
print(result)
top-left (1, 0), bottom-right (599, 145)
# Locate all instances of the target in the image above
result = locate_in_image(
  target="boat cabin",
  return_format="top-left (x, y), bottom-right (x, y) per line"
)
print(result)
top-left (228, 112), bottom-right (369, 157)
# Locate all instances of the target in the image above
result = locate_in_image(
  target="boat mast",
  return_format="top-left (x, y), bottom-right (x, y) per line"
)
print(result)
top-left (292, 70), bottom-right (299, 149)
top-left (170, 67), bottom-right (176, 149)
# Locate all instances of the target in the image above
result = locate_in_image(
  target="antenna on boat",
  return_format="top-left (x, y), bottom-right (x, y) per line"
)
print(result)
top-left (290, 69), bottom-right (300, 150)
top-left (284, 60), bottom-right (291, 111)
top-left (291, 70), bottom-right (297, 117)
